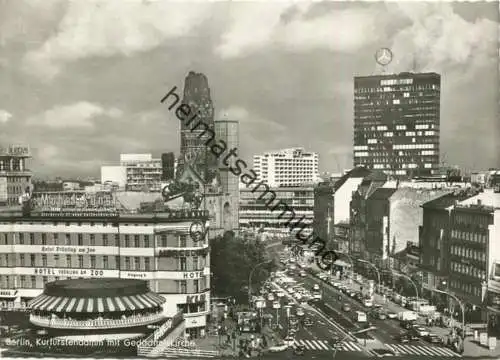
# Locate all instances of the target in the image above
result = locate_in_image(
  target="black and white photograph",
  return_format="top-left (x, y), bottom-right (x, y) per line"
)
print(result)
top-left (0, 0), bottom-right (498, 359)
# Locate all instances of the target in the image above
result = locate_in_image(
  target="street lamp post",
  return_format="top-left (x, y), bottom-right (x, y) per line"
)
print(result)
top-left (432, 288), bottom-right (465, 336)
top-left (332, 327), bottom-right (377, 359)
top-left (248, 260), bottom-right (273, 307)
top-left (357, 259), bottom-right (381, 294)
top-left (336, 252), bottom-right (354, 285)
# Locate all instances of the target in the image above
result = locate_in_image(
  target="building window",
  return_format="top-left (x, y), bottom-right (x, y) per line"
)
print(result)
top-left (66, 234), bottom-right (71, 245)
top-left (144, 235), bottom-right (150, 248)
top-left (125, 257), bottom-right (130, 270)
top-left (18, 233), bottom-right (24, 244)
top-left (134, 235), bottom-right (140, 248)
top-left (41, 233), bottom-right (47, 245)
top-left (20, 254), bottom-right (25, 266)
top-left (31, 276), bottom-right (36, 288)
top-left (193, 256), bottom-right (199, 271)
top-left (194, 279), bottom-right (199, 293)
top-left (116, 256), bottom-right (120, 269)
top-left (134, 257), bottom-right (140, 270)
top-left (42, 255), bottom-right (47, 267)
top-left (145, 258), bottom-right (150, 271)
top-left (161, 234), bottom-right (167, 247)
top-left (78, 255), bottom-right (83, 268)
top-left (103, 234), bottom-right (108, 246)
top-left (30, 254), bottom-right (35, 267)
top-left (125, 235), bottom-right (130, 247)
top-left (90, 255), bottom-right (96, 269)
top-left (179, 257), bottom-right (187, 271)
top-left (54, 254), bottom-right (59, 266)
top-left (179, 235), bottom-right (187, 248)
top-left (29, 233), bottom-right (34, 245)
top-left (90, 234), bottom-right (95, 246)
top-left (66, 255), bottom-right (71, 267)
top-left (103, 256), bottom-right (109, 269)
top-left (20, 275), bottom-right (26, 288)
top-left (78, 234), bottom-right (83, 246)
top-left (179, 280), bottom-right (187, 294)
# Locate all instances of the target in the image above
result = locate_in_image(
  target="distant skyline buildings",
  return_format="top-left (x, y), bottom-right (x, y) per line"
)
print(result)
top-left (353, 72), bottom-right (441, 177)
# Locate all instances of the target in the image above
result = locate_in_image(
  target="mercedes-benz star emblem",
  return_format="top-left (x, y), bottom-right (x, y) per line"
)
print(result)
top-left (375, 47), bottom-right (393, 66)
top-left (189, 221), bottom-right (206, 242)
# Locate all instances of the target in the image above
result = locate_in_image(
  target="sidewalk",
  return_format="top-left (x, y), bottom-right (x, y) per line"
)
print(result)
top-left (340, 273), bottom-right (500, 358)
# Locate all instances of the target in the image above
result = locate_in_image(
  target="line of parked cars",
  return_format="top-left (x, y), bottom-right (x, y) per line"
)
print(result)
top-left (398, 320), bottom-right (442, 344)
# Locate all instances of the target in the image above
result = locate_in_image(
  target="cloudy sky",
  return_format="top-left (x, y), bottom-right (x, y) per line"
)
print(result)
top-left (0, 0), bottom-right (498, 179)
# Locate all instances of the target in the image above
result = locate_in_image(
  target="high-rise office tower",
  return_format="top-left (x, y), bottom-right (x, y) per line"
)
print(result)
top-left (353, 72), bottom-right (441, 177)
top-left (179, 71), bottom-right (217, 183)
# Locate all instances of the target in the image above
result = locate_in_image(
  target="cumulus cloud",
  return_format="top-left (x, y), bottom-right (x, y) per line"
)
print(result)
top-left (215, 3), bottom-right (380, 58)
top-left (23, 0), bottom-right (212, 80)
top-left (384, 3), bottom-right (498, 76)
top-left (0, 110), bottom-right (13, 124)
top-left (218, 106), bottom-right (286, 131)
top-left (26, 102), bottom-right (122, 128)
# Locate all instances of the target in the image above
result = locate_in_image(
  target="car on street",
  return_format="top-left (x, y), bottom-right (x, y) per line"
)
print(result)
top-left (372, 348), bottom-right (398, 357)
top-left (269, 343), bottom-right (289, 352)
top-left (413, 326), bottom-right (430, 337)
top-left (303, 317), bottom-right (313, 327)
top-left (363, 297), bottom-right (373, 307)
top-left (331, 281), bottom-right (341, 288)
top-left (387, 312), bottom-right (397, 319)
top-left (356, 311), bottom-right (367, 323)
top-left (296, 308), bottom-right (305, 317)
top-left (400, 320), bottom-right (415, 330)
top-left (313, 284), bottom-right (320, 291)
top-left (396, 333), bottom-right (410, 343)
top-left (342, 303), bottom-right (351, 312)
top-left (299, 270), bottom-right (306, 277)
top-left (424, 333), bottom-right (442, 344)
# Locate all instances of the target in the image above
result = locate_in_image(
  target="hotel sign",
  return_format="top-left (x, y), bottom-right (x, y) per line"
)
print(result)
top-left (186, 294), bottom-right (206, 304)
top-left (41, 246), bottom-right (96, 254)
top-left (33, 268), bottom-right (110, 277)
top-left (31, 192), bottom-right (116, 211)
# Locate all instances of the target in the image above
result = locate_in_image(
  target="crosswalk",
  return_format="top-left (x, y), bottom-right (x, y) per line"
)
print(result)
top-left (385, 344), bottom-right (462, 357)
top-left (292, 339), bottom-right (363, 352)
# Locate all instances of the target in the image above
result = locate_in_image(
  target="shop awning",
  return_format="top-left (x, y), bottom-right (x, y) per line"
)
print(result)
top-left (29, 292), bottom-right (165, 313)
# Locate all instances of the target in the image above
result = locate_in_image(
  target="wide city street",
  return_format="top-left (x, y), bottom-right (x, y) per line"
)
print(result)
top-left (255, 249), bottom-right (465, 359)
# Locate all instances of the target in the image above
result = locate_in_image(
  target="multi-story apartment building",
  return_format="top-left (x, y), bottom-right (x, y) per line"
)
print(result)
top-left (447, 190), bottom-right (500, 325)
top-left (0, 145), bottom-right (32, 206)
top-left (0, 191), bottom-right (211, 338)
top-left (419, 191), bottom-right (475, 300)
top-left (120, 154), bottom-right (162, 192)
top-left (239, 186), bottom-right (314, 237)
top-left (353, 72), bottom-right (441, 177)
top-left (253, 148), bottom-right (319, 187)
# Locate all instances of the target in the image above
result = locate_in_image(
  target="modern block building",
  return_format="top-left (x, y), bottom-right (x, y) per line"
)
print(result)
top-left (0, 145), bottom-right (32, 206)
top-left (353, 72), bottom-right (441, 177)
top-left (239, 186), bottom-right (314, 237)
top-left (0, 191), bottom-right (211, 339)
top-left (120, 154), bottom-right (162, 192)
top-left (253, 148), bottom-right (319, 187)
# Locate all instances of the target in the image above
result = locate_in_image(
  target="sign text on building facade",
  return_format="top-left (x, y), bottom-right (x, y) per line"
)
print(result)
top-left (31, 192), bottom-right (116, 211)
